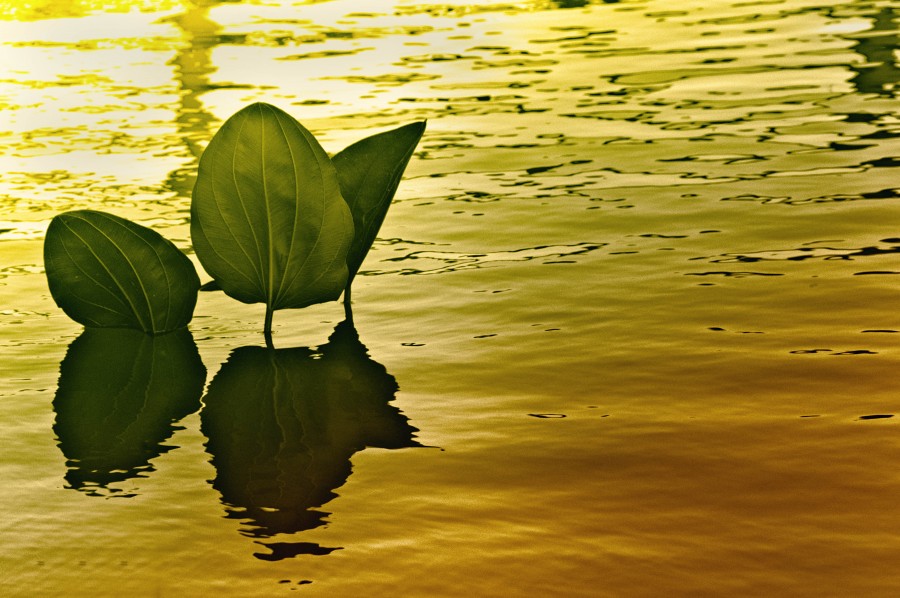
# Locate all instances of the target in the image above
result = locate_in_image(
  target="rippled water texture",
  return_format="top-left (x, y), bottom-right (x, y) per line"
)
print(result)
top-left (2, 0), bottom-right (899, 595)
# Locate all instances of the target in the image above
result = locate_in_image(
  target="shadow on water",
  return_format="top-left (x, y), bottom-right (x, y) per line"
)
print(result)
top-left (201, 319), bottom-right (422, 561)
top-left (53, 328), bottom-right (206, 497)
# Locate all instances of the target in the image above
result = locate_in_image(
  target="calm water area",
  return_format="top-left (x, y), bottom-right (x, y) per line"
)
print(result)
top-left (2, 0), bottom-right (899, 595)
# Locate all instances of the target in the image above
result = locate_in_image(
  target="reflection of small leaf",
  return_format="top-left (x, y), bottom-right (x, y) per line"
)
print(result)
top-left (191, 103), bottom-right (354, 328)
top-left (201, 320), bottom-right (419, 557)
top-left (44, 210), bottom-right (200, 334)
top-left (53, 327), bottom-right (206, 495)
top-left (333, 121), bottom-right (426, 291)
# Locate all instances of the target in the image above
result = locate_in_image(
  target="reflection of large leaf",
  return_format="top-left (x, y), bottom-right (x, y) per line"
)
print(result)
top-left (53, 327), bottom-right (206, 495)
top-left (333, 121), bottom-right (426, 292)
top-left (201, 320), bottom-right (420, 559)
top-left (191, 102), bottom-right (354, 324)
top-left (44, 210), bottom-right (200, 334)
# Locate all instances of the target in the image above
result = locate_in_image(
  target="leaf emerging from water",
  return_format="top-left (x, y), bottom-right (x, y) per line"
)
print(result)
top-left (333, 120), bottom-right (426, 290)
top-left (191, 102), bottom-right (354, 323)
top-left (44, 210), bottom-right (200, 334)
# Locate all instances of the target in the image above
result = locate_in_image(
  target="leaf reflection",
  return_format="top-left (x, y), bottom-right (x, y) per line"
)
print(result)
top-left (201, 320), bottom-right (421, 561)
top-left (847, 6), bottom-right (899, 97)
top-left (53, 328), bottom-right (206, 497)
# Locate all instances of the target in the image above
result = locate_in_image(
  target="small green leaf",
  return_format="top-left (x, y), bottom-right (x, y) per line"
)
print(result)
top-left (53, 327), bottom-right (206, 493)
top-left (191, 102), bottom-right (354, 331)
top-left (44, 210), bottom-right (200, 334)
top-left (333, 121), bottom-right (426, 291)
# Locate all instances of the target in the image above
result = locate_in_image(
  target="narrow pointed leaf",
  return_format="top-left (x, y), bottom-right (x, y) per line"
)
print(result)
top-left (44, 210), bottom-right (200, 334)
top-left (332, 120), bottom-right (426, 288)
top-left (191, 102), bottom-right (354, 314)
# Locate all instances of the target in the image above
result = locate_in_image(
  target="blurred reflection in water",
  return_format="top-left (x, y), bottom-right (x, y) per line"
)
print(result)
top-left (163, 0), bottom-right (222, 198)
top-left (53, 328), bottom-right (206, 497)
top-left (201, 320), bottom-right (422, 561)
top-left (552, 0), bottom-right (590, 8)
top-left (847, 6), bottom-right (899, 96)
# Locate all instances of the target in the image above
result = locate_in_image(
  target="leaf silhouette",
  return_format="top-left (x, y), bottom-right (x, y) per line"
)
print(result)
top-left (191, 102), bottom-right (354, 333)
top-left (44, 210), bottom-right (200, 334)
top-left (53, 327), bottom-right (206, 495)
top-left (333, 120), bottom-right (426, 296)
top-left (201, 320), bottom-right (421, 559)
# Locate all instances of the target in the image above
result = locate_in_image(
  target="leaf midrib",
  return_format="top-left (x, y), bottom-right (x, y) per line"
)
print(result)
top-left (261, 104), bottom-right (276, 309)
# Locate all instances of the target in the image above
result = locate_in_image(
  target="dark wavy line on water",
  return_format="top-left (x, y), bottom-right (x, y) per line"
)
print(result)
top-left (686, 271), bottom-right (784, 278)
top-left (722, 188), bottom-right (900, 205)
top-left (708, 239), bottom-right (900, 264)
top-left (372, 242), bottom-right (604, 275)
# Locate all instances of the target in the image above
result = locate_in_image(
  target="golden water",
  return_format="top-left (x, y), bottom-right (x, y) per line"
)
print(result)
top-left (2, 0), bottom-right (899, 595)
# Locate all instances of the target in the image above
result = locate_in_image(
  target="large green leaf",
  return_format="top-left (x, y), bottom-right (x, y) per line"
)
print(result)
top-left (53, 327), bottom-right (206, 494)
top-left (191, 102), bottom-right (354, 328)
top-left (44, 210), bottom-right (200, 334)
top-left (332, 120), bottom-right (426, 293)
top-left (201, 320), bottom-right (420, 559)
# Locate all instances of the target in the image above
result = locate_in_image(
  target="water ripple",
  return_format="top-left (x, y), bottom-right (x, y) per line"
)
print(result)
top-left (708, 238), bottom-right (900, 263)
top-left (379, 243), bottom-right (603, 275)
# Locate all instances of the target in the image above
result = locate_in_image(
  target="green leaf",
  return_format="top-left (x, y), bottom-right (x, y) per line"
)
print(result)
top-left (191, 102), bottom-right (354, 330)
top-left (53, 327), bottom-right (206, 494)
top-left (333, 120), bottom-right (426, 291)
top-left (44, 210), bottom-right (200, 334)
top-left (201, 320), bottom-right (420, 553)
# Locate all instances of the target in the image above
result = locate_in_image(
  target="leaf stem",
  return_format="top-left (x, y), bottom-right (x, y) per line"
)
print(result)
top-left (264, 304), bottom-right (274, 349)
top-left (343, 286), bottom-right (353, 322)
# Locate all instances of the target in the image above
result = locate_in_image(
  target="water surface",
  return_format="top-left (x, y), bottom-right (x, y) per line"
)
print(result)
top-left (2, 0), bottom-right (900, 596)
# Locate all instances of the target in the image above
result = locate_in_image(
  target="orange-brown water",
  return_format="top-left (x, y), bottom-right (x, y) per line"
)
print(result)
top-left (2, 0), bottom-right (900, 595)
